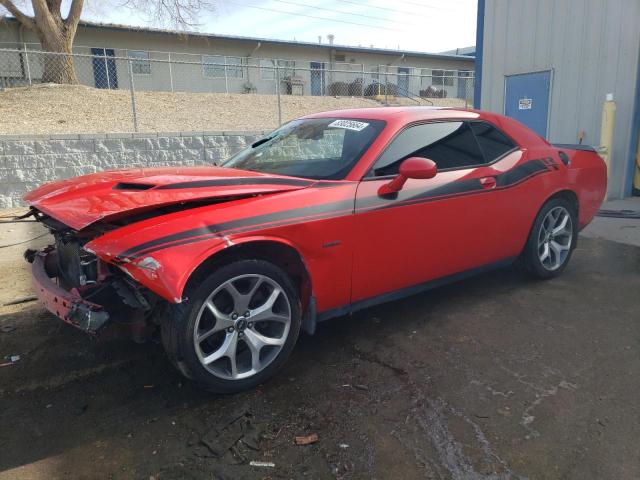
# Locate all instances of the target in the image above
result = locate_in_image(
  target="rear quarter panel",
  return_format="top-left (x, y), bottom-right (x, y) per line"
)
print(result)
top-left (564, 150), bottom-right (607, 228)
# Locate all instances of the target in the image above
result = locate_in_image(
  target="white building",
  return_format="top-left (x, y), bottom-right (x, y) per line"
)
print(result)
top-left (0, 19), bottom-right (475, 100)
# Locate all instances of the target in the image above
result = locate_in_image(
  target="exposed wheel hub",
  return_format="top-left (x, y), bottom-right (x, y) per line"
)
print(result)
top-left (234, 317), bottom-right (248, 332)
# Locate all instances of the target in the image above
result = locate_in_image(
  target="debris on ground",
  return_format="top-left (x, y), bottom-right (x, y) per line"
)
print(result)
top-left (0, 354), bottom-right (21, 368)
top-left (249, 461), bottom-right (275, 468)
top-left (294, 433), bottom-right (319, 445)
top-left (200, 412), bottom-right (261, 458)
top-left (341, 383), bottom-right (369, 391)
top-left (0, 324), bottom-right (17, 333)
top-left (240, 424), bottom-right (262, 451)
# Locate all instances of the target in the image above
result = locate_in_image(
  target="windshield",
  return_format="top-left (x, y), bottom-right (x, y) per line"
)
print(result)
top-left (223, 118), bottom-right (385, 180)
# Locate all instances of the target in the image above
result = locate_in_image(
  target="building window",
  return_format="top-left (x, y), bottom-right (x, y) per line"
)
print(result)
top-left (227, 57), bottom-right (245, 78)
top-left (278, 60), bottom-right (296, 78)
top-left (278, 59), bottom-right (296, 78)
top-left (370, 65), bottom-right (379, 80)
top-left (260, 59), bottom-right (275, 80)
top-left (260, 59), bottom-right (296, 80)
top-left (129, 50), bottom-right (151, 75)
top-left (432, 69), bottom-right (455, 86)
top-left (203, 55), bottom-right (244, 78)
top-left (420, 68), bottom-right (430, 86)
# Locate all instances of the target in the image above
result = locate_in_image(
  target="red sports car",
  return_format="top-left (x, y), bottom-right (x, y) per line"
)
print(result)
top-left (24, 107), bottom-right (606, 393)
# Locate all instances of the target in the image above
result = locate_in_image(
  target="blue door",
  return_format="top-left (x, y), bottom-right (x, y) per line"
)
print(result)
top-left (397, 67), bottom-right (410, 96)
top-left (310, 62), bottom-right (324, 96)
top-left (91, 48), bottom-right (118, 89)
top-left (505, 71), bottom-right (551, 138)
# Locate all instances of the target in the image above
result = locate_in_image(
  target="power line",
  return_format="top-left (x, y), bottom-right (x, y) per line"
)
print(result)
top-left (223, 1), bottom-right (404, 32)
top-left (394, 0), bottom-right (455, 10)
top-left (394, 0), bottom-right (440, 7)
top-left (335, 0), bottom-right (419, 16)
top-left (270, 0), bottom-right (419, 26)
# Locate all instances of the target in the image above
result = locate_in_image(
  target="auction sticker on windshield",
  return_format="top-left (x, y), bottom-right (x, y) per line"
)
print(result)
top-left (328, 120), bottom-right (370, 131)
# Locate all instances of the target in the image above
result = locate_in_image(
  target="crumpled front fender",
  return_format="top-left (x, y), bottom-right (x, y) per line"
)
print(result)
top-left (87, 231), bottom-right (306, 304)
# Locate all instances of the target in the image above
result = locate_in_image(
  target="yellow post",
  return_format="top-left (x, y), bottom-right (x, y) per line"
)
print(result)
top-left (599, 93), bottom-right (616, 199)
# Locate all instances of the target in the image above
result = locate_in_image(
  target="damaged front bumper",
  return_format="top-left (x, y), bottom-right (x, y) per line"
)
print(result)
top-left (28, 248), bottom-right (110, 334)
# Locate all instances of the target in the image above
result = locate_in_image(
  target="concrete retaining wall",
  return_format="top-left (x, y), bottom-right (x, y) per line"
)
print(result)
top-left (0, 131), bottom-right (265, 208)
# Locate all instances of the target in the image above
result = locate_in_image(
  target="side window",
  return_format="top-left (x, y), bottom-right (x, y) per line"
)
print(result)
top-left (128, 50), bottom-right (151, 75)
top-left (372, 122), bottom-right (486, 177)
top-left (469, 122), bottom-right (517, 162)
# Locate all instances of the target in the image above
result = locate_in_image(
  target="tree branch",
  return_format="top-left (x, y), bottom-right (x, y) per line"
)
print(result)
top-left (47, 0), bottom-right (63, 12)
top-left (31, 0), bottom-right (51, 23)
top-left (0, 0), bottom-right (36, 30)
top-left (65, 0), bottom-right (84, 29)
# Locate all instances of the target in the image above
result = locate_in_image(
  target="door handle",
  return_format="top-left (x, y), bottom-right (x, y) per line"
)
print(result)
top-left (480, 176), bottom-right (497, 189)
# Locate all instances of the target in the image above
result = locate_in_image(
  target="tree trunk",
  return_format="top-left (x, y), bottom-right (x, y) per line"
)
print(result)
top-left (41, 49), bottom-right (78, 84)
top-left (38, 35), bottom-right (77, 84)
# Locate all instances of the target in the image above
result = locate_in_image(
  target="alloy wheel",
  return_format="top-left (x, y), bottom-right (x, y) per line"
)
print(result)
top-left (193, 274), bottom-right (292, 380)
top-left (537, 206), bottom-right (573, 271)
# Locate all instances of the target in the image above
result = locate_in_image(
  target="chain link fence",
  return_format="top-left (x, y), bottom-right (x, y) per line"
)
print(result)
top-left (0, 46), bottom-right (474, 133)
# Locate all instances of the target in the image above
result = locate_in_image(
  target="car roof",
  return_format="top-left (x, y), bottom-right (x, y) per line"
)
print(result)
top-left (303, 106), bottom-right (482, 123)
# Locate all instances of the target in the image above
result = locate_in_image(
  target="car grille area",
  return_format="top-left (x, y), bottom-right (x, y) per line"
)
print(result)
top-left (55, 237), bottom-right (98, 289)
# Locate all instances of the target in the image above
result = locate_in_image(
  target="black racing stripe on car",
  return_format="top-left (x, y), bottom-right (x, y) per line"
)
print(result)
top-left (123, 206), bottom-right (355, 258)
top-left (495, 158), bottom-right (549, 187)
top-left (155, 177), bottom-right (314, 189)
top-left (356, 177), bottom-right (484, 211)
top-left (116, 198), bottom-right (355, 259)
top-left (355, 159), bottom-right (548, 211)
top-left (117, 159), bottom-right (551, 259)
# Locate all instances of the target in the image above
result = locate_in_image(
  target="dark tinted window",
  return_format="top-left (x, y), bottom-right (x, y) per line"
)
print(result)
top-left (373, 121), bottom-right (486, 176)
top-left (469, 122), bottom-right (516, 162)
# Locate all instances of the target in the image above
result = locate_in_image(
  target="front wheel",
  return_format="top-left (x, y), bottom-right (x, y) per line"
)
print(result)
top-left (519, 197), bottom-right (577, 278)
top-left (161, 259), bottom-right (301, 393)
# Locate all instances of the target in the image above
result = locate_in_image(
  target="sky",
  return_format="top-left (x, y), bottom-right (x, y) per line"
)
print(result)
top-left (3, 0), bottom-right (477, 53)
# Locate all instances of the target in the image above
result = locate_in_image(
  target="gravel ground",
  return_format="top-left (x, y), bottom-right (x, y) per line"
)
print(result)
top-left (0, 84), bottom-right (467, 134)
top-left (0, 210), bottom-right (639, 479)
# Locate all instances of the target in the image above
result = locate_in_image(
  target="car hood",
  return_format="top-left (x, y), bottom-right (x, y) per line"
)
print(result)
top-left (24, 166), bottom-right (316, 230)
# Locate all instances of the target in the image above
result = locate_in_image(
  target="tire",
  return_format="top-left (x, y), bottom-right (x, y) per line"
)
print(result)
top-left (519, 197), bottom-right (578, 279)
top-left (161, 259), bottom-right (301, 394)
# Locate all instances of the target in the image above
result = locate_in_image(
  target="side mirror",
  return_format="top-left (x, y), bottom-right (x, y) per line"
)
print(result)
top-left (378, 157), bottom-right (438, 195)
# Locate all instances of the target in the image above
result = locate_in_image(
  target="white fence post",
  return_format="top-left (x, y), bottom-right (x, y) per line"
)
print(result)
top-left (275, 64), bottom-right (282, 126)
top-left (104, 53), bottom-right (111, 89)
top-left (127, 58), bottom-right (139, 132)
top-left (24, 47), bottom-right (32, 85)
top-left (168, 52), bottom-right (174, 92)
top-left (384, 65), bottom-right (389, 105)
top-left (224, 56), bottom-right (229, 94)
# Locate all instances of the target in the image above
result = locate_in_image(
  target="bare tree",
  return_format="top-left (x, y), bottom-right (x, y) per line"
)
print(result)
top-left (0, 0), bottom-right (213, 84)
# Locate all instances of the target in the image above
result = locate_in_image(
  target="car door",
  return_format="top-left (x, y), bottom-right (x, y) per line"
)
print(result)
top-left (351, 120), bottom-right (520, 304)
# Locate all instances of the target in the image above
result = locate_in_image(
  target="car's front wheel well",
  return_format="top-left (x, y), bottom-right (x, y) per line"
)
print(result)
top-left (184, 241), bottom-right (312, 309)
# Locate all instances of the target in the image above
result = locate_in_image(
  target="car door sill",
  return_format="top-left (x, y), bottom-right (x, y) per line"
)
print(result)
top-left (316, 256), bottom-right (517, 323)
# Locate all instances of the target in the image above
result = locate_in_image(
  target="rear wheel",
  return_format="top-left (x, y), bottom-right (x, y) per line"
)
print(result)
top-left (519, 197), bottom-right (577, 278)
top-left (161, 260), bottom-right (301, 393)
